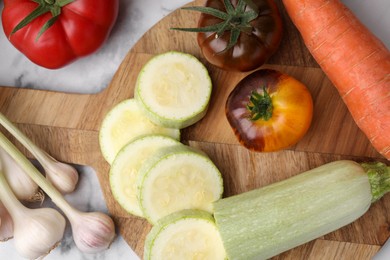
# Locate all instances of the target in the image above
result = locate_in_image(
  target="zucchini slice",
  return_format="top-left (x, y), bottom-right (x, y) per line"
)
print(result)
top-left (135, 51), bottom-right (212, 129)
top-left (138, 145), bottom-right (223, 224)
top-left (99, 99), bottom-right (180, 164)
top-left (110, 135), bottom-right (181, 217)
top-left (144, 209), bottom-right (226, 260)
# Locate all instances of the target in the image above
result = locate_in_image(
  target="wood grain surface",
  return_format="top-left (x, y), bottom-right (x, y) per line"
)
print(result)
top-left (0, 0), bottom-right (388, 259)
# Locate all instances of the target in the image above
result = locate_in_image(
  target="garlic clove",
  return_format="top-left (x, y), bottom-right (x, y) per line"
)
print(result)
top-left (0, 147), bottom-right (40, 201)
top-left (45, 159), bottom-right (79, 194)
top-left (69, 211), bottom-right (116, 253)
top-left (13, 207), bottom-right (66, 259)
top-left (0, 201), bottom-right (13, 241)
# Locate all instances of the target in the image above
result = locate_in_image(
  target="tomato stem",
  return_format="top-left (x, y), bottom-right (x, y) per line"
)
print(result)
top-left (246, 87), bottom-right (273, 121)
top-left (242, 0), bottom-right (259, 13)
top-left (56, 0), bottom-right (76, 7)
top-left (9, 0), bottom-right (76, 40)
top-left (172, 0), bottom-right (259, 52)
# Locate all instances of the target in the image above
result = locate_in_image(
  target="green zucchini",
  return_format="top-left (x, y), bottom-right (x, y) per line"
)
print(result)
top-left (213, 160), bottom-right (389, 260)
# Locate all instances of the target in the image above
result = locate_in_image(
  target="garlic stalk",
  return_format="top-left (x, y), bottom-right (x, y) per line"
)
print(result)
top-left (0, 112), bottom-right (79, 194)
top-left (0, 163), bottom-right (66, 259)
top-left (0, 201), bottom-right (13, 241)
top-left (0, 131), bottom-right (116, 253)
top-left (0, 146), bottom-right (42, 201)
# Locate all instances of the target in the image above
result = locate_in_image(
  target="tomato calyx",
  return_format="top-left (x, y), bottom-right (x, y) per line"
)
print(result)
top-left (247, 87), bottom-right (273, 121)
top-left (241, 0), bottom-right (259, 13)
top-left (10, 0), bottom-right (76, 40)
top-left (173, 0), bottom-right (259, 52)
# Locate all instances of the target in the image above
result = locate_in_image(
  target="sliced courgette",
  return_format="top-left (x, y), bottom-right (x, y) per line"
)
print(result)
top-left (110, 135), bottom-right (181, 217)
top-left (135, 51), bottom-right (212, 129)
top-left (144, 209), bottom-right (226, 260)
top-left (99, 99), bottom-right (180, 164)
top-left (138, 145), bottom-right (223, 224)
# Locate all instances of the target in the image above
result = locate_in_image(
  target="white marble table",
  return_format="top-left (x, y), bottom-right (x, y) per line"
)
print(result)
top-left (0, 0), bottom-right (389, 259)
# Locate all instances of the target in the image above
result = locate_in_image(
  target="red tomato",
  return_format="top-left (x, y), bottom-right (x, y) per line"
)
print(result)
top-left (196, 0), bottom-right (283, 72)
top-left (2, 0), bottom-right (119, 69)
top-left (226, 69), bottom-right (313, 152)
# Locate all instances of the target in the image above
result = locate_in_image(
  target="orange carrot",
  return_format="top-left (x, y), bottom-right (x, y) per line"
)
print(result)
top-left (282, 0), bottom-right (390, 159)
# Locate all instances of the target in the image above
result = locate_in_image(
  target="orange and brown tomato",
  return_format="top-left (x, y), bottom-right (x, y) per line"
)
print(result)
top-left (226, 69), bottom-right (313, 152)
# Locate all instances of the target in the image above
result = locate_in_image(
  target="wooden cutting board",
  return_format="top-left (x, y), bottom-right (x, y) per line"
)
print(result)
top-left (0, 0), bottom-right (388, 259)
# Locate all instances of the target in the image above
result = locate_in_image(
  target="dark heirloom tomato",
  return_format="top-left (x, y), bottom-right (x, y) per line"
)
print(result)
top-left (226, 69), bottom-right (313, 152)
top-left (2, 0), bottom-right (118, 69)
top-left (196, 0), bottom-right (283, 71)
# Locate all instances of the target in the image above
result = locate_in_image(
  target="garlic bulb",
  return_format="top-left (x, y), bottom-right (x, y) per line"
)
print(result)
top-left (0, 166), bottom-right (66, 259)
top-left (0, 201), bottom-right (13, 241)
top-left (13, 207), bottom-right (66, 259)
top-left (68, 210), bottom-right (116, 253)
top-left (0, 147), bottom-right (40, 201)
top-left (44, 154), bottom-right (79, 194)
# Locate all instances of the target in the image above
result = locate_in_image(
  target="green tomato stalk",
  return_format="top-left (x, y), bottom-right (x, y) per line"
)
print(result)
top-left (247, 87), bottom-right (274, 121)
top-left (10, 0), bottom-right (76, 40)
top-left (172, 0), bottom-right (259, 52)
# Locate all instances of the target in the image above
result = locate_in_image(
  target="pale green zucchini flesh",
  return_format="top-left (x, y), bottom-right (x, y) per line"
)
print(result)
top-left (135, 51), bottom-right (212, 129)
top-left (144, 209), bottom-right (226, 260)
top-left (99, 99), bottom-right (180, 164)
top-left (109, 135), bottom-right (181, 217)
top-left (138, 145), bottom-right (223, 224)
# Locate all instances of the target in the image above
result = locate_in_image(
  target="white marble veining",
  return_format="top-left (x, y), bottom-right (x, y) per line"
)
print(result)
top-left (0, 0), bottom-right (389, 259)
